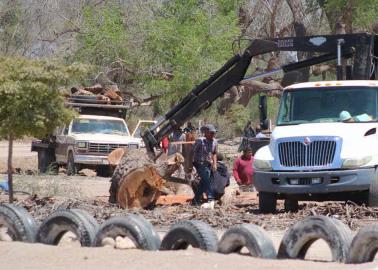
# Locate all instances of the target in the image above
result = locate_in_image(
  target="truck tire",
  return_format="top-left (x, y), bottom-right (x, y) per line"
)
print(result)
top-left (160, 220), bottom-right (218, 252)
top-left (218, 224), bottom-right (276, 258)
top-left (37, 150), bottom-right (48, 173)
top-left (96, 165), bottom-right (111, 177)
top-left (37, 148), bottom-right (57, 174)
top-left (36, 209), bottom-right (97, 246)
top-left (93, 215), bottom-right (158, 250)
top-left (259, 192), bottom-right (277, 213)
top-left (347, 224), bottom-right (378, 264)
top-left (368, 171), bottom-right (378, 206)
top-left (284, 199), bottom-right (299, 212)
top-left (0, 204), bottom-right (37, 242)
top-left (277, 216), bottom-right (352, 262)
top-left (66, 151), bottom-right (76, 176)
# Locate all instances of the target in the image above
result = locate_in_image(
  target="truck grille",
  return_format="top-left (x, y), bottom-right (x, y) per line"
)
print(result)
top-left (278, 140), bottom-right (336, 167)
top-left (88, 143), bottom-right (138, 154)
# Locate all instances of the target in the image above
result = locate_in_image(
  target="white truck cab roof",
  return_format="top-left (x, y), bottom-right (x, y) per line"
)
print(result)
top-left (77, 114), bottom-right (125, 121)
top-left (285, 80), bottom-right (378, 90)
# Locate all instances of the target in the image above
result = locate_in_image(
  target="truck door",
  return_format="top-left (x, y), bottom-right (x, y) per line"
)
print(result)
top-left (55, 124), bottom-right (70, 163)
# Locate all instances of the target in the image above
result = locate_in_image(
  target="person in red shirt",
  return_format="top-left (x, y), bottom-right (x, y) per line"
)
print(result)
top-left (161, 136), bottom-right (169, 153)
top-left (233, 147), bottom-right (254, 190)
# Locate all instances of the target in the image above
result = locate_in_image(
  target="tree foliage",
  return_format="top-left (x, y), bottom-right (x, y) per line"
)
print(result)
top-left (140, 0), bottom-right (241, 104)
top-left (318, 0), bottom-right (378, 32)
top-left (0, 57), bottom-right (88, 139)
top-left (73, 0), bottom-right (241, 108)
top-left (75, 4), bottom-right (130, 68)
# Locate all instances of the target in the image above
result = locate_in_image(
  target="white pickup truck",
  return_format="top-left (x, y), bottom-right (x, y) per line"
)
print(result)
top-left (54, 114), bottom-right (141, 176)
top-left (254, 80), bottom-right (378, 212)
top-left (32, 92), bottom-right (158, 176)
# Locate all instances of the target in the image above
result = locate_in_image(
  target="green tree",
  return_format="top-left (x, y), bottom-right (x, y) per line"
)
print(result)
top-left (141, 0), bottom-right (241, 107)
top-left (0, 57), bottom-right (87, 202)
top-left (74, 0), bottom-right (241, 110)
top-left (75, 4), bottom-right (129, 68)
top-left (317, 0), bottom-right (378, 32)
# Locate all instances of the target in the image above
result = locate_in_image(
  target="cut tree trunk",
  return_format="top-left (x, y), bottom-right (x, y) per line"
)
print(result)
top-left (110, 149), bottom-right (184, 208)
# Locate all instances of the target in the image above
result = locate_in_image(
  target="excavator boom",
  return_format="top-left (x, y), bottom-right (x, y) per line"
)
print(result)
top-left (142, 33), bottom-right (377, 157)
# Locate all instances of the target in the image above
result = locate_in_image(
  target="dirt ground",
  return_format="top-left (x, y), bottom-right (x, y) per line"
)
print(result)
top-left (1, 141), bottom-right (378, 269)
top-left (2, 241), bottom-right (378, 270)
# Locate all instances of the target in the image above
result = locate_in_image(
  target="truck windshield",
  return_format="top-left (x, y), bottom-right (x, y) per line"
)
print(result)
top-left (71, 119), bottom-right (130, 135)
top-left (277, 87), bottom-right (378, 126)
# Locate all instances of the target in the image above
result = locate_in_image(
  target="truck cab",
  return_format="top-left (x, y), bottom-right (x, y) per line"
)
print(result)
top-left (55, 114), bottom-right (140, 176)
top-left (254, 80), bottom-right (378, 212)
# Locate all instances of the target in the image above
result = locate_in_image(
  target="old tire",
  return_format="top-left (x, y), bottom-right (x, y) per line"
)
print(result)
top-left (368, 172), bottom-right (378, 206)
top-left (70, 209), bottom-right (99, 232)
top-left (284, 199), bottom-right (299, 212)
top-left (128, 214), bottom-right (161, 249)
top-left (277, 216), bottom-right (352, 262)
top-left (347, 224), bottom-right (378, 264)
top-left (93, 215), bottom-right (158, 250)
top-left (259, 192), bottom-right (277, 213)
top-left (66, 151), bottom-right (76, 176)
top-left (36, 209), bottom-right (97, 246)
top-left (160, 220), bottom-right (218, 252)
top-left (0, 204), bottom-right (37, 242)
top-left (218, 224), bottom-right (276, 258)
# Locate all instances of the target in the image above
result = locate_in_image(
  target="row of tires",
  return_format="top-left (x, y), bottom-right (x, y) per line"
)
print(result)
top-left (0, 204), bottom-right (377, 264)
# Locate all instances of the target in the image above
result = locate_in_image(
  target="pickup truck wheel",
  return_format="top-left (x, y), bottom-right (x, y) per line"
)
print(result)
top-left (259, 192), bottom-right (277, 213)
top-left (284, 199), bottom-right (299, 212)
top-left (66, 152), bottom-right (76, 176)
top-left (97, 166), bottom-right (111, 177)
top-left (368, 172), bottom-right (378, 206)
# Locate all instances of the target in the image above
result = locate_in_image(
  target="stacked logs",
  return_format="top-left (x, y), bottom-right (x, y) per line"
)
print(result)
top-left (69, 84), bottom-right (123, 103)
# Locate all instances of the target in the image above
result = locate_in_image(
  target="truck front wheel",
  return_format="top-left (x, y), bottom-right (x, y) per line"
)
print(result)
top-left (284, 199), bottom-right (299, 212)
top-left (66, 152), bottom-right (76, 176)
top-left (368, 171), bottom-right (378, 206)
top-left (259, 192), bottom-right (277, 213)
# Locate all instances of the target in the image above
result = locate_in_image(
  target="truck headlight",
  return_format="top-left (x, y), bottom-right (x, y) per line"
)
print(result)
top-left (76, 142), bottom-right (87, 148)
top-left (342, 156), bottom-right (372, 168)
top-left (253, 159), bottom-right (272, 171)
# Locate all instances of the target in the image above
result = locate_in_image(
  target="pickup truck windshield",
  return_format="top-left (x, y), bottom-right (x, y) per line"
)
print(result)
top-left (277, 87), bottom-right (378, 126)
top-left (71, 119), bottom-right (130, 135)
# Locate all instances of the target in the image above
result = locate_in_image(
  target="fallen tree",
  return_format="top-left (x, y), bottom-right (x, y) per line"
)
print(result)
top-left (109, 148), bottom-right (184, 208)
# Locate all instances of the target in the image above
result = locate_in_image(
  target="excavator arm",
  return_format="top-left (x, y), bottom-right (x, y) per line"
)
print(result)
top-left (142, 33), bottom-right (377, 157)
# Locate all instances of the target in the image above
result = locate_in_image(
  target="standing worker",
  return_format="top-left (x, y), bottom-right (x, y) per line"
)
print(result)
top-left (243, 121), bottom-right (256, 138)
top-left (182, 122), bottom-right (197, 178)
top-left (192, 124), bottom-right (218, 205)
top-left (233, 146), bottom-right (254, 191)
top-left (239, 120), bottom-right (255, 152)
top-left (168, 128), bottom-right (185, 155)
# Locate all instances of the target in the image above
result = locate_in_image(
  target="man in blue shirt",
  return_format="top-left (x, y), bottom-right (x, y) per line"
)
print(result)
top-left (192, 124), bottom-right (217, 205)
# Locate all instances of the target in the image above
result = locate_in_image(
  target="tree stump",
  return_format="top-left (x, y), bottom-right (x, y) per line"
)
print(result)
top-left (110, 148), bottom-right (184, 208)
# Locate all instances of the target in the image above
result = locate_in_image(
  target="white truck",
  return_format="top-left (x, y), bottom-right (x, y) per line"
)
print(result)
top-left (31, 95), bottom-right (143, 176)
top-left (254, 80), bottom-right (378, 212)
top-left (54, 114), bottom-right (140, 176)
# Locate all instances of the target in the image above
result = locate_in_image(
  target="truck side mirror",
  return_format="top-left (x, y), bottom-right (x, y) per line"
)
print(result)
top-left (259, 95), bottom-right (269, 130)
